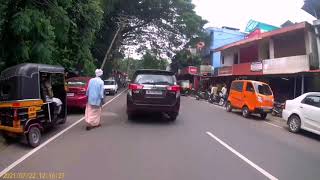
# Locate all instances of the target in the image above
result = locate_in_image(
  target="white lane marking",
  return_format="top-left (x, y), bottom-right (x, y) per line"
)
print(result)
top-left (206, 131), bottom-right (278, 180)
top-left (264, 122), bottom-right (284, 129)
top-left (0, 90), bottom-right (127, 177)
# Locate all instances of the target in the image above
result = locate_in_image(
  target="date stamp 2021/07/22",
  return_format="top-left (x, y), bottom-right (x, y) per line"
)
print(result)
top-left (2, 172), bottom-right (65, 179)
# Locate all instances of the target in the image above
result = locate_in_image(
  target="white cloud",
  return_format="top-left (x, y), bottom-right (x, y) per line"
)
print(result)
top-left (193, 0), bottom-right (316, 30)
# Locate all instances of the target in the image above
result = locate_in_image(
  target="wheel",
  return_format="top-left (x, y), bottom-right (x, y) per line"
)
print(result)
top-left (288, 115), bottom-right (301, 133)
top-left (127, 111), bottom-right (136, 120)
top-left (27, 126), bottom-right (41, 147)
top-left (271, 111), bottom-right (276, 116)
top-left (59, 117), bottom-right (67, 124)
top-left (260, 113), bottom-right (268, 120)
top-left (226, 102), bottom-right (232, 112)
top-left (242, 106), bottom-right (250, 118)
top-left (168, 112), bottom-right (178, 121)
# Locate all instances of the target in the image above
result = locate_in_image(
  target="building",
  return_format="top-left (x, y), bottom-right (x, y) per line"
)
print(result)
top-left (206, 27), bottom-right (246, 69)
top-left (213, 22), bottom-right (320, 102)
top-left (302, 0), bottom-right (320, 69)
top-left (245, 19), bottom-right (279, 33)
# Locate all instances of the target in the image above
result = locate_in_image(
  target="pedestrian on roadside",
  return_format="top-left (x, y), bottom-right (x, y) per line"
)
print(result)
top-left (85, 69), bottom-right (105, 131)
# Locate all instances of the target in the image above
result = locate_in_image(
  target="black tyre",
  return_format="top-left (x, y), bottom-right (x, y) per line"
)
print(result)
top-left (242, 106), bottom-right (250, 118)
top-left (226, 102), bottom-right (232, 112)
top-left (260, 113), bottom-right (268, 120)
top-left (27, 126), bottom-right (41, 148)
top-left (288, 115), bottom-right (301, 133)
top-left (168, 112), bottom-right (178, 121)
top-left (127, 111), bottom-right (136, 120)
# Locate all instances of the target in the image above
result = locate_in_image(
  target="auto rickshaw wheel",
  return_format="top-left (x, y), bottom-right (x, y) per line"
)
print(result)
top-left (27, 126), bottom-right (41, 147)
top-left (59, 117), bottom-right (67, 124)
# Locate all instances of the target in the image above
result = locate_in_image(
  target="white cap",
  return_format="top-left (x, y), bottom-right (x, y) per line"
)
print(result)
top-left (95, 69), bottom-right (103, 77)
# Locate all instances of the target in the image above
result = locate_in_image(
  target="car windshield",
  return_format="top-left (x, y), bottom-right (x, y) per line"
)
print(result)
top-left (135, 74), bottom-right (175, 85)
top-left (254, 83), bottom-right (272, 96)
top-left (68, 80), bottom-right (87, 87)
top-left (104, 81), bottom-right (115, 85)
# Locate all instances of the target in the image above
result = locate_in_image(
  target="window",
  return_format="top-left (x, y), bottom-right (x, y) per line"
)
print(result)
top-left (254, 83), bottom-right (272, 95)
top-left (104, 80), bottom-right (115, 85)
top-left (302, 96), bottom-right (320, 108)
top-left (134, 74), bottom-right (175, 85)
top-left (68, 81), bottom-right (87, 87)
top-left (246, 82), bottom-right (254, 92)
top-left (221, 55), bottom-right (225, 65)
top-left (231, 82), bottom-right (243, 92)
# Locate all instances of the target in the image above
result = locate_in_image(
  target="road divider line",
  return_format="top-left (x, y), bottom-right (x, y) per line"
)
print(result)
top-left (206, 131), bottom-right (278, 180)
top-left (0, 89), bottom-right (127, 178)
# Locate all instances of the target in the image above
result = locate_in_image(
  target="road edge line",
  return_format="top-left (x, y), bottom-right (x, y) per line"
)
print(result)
top-left (0, 89), bottom-right (127, 177)
top-left (206, 131), bottom-right (278, 180)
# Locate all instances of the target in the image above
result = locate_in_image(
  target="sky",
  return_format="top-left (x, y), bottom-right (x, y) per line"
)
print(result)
top-left (192, 0), bottom-right (316, 31)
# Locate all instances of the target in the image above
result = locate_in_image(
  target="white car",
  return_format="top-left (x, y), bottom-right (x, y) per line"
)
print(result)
top-left (104, 80), bottom-right (118, 95)
top-left (283, 92), bottom-right (320, 135)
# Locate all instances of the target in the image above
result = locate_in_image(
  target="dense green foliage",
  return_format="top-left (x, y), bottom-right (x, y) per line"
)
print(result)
top-left (0, 0), bottom-right (206, 75)
top-left (0, 0), bottom-right (103, 74)
top-left (116, 52), bottom-right (169, 78)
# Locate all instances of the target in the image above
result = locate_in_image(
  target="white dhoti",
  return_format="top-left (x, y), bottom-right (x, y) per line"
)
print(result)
top-left (85, 104), bottom-right (102, 127)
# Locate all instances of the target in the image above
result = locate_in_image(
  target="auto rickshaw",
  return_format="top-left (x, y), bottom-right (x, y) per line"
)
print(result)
top-left (0, 63), bottom-right (67, 147)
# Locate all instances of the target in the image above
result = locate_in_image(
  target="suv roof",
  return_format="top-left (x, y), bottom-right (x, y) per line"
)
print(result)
top-left (134, 69), bottom-right (174, 76)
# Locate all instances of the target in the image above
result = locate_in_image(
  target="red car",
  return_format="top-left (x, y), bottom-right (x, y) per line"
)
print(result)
top-left (66, 77), bottom-right (91, 109)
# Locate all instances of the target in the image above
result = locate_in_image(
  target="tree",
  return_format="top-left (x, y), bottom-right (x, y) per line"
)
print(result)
top-left (0, 0), bottom-right (103, 74)
top-left (93, 0), bottom-right (207, 68)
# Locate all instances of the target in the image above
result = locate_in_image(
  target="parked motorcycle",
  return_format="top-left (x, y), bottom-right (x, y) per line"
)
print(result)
top-left (271, 101), bottom-right (285, 117)
top-left (196, 90), bottom-right (210, 101)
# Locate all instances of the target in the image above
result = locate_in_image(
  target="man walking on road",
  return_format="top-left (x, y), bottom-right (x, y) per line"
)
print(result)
top-left (85, 69), bottom-right (104, 131)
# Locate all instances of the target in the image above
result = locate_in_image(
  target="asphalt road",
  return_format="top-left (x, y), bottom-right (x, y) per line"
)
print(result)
top-left (1, 91), bottom-right (320, 180)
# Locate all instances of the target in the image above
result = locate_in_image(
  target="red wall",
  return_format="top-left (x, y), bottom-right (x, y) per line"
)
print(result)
top-left (240, 45), bottom-right (259, 63)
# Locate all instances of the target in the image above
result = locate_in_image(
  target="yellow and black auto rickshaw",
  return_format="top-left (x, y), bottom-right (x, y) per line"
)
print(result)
top-left (0, 63), bottom-right (67, 147)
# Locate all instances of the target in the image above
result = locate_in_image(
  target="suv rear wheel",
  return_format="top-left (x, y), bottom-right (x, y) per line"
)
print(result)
top-left (168, 112), bottom-right (178, 121)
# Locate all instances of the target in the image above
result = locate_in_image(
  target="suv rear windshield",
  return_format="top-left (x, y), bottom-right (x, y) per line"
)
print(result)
top-left (254, 83), bottom-right (272, 96)
top-left (104, 80), bottom-right (115, 85)
top-left (68, 80), bottom-right (87, 87)
top-left (134, 74), bottom-right (175, 85)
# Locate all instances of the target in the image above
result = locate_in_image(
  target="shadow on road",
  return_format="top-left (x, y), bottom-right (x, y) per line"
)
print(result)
top-left (128, 112), bottom-right (176, 125)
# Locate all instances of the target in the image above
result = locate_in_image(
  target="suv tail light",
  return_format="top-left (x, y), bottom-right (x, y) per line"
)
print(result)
top-left (129, 84), bottom-right (144, 90)
top-left (167, 85), bottom-right (181, 92)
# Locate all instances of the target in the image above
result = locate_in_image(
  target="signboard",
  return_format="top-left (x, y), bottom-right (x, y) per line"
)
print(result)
top-left (218, 66), bottom-right (233, 76)
top-left (250, 62), bottom-right (263, 72)
top-left (188, 66), bottom-right (198, 75)
top-left (200, 65), bottom-right (212, 75)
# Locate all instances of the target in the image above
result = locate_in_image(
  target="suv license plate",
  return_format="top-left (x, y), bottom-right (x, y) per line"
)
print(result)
top-left (146, 90), bottom-right (162, 95)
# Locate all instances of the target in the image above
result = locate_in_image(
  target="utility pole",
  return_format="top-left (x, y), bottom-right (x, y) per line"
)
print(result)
top-left (100, 15), bottom-right (130, 70)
